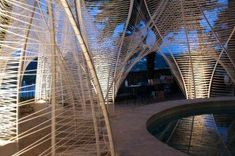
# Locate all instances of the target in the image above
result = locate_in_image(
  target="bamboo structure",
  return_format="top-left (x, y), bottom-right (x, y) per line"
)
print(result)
top-left (0, 0), bottom-right (234, 155)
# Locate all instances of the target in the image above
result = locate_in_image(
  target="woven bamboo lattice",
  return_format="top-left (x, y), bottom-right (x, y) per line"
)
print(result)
top-left (0, 0), bottom-right (234, 155)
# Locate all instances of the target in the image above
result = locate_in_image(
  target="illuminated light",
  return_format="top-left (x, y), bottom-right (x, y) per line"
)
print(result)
top-left (35, 99), bottom-right (47, 104)
top-left (0, 139), bottom-right (13, 146)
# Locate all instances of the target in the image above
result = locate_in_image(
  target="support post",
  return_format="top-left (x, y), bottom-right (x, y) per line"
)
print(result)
top-left (47, 0), bottom-right (57, 155)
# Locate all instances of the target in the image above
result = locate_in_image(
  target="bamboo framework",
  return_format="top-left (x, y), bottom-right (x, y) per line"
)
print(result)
top-left (0, 0), bottom-right (234, 155)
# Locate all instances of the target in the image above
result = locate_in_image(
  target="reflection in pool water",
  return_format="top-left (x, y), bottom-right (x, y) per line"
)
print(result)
top-left (150, 114), bottom-right (235, 156)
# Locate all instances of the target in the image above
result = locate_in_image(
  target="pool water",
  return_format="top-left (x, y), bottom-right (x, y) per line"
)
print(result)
top-left (150, 114), bottom-right (235, 156)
